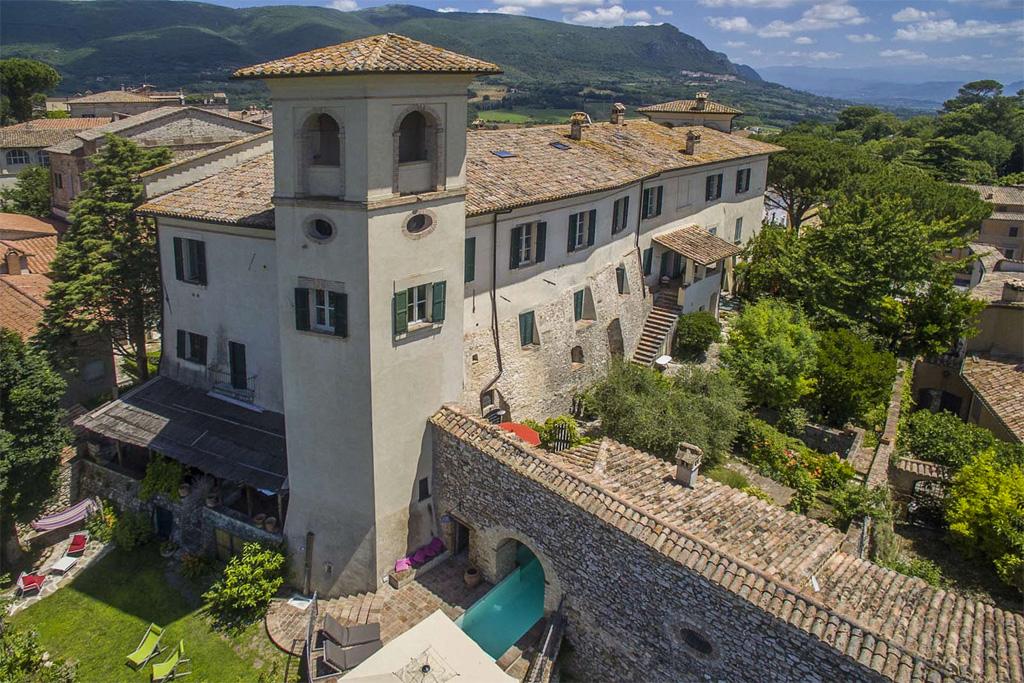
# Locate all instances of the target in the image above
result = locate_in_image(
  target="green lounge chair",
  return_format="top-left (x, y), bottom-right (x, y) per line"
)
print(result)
top-left (126, 623), bottom-right (165, 669)
top-left (152, 641), bottom-right (191, 682)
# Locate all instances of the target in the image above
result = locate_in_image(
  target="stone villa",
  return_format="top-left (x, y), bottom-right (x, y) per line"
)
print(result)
top-left (962, 183), bottom-right (1024, 260)
top-left (71, 35), bottom-right (1021, 682)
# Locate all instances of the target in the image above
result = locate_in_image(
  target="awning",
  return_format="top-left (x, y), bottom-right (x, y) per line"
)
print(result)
top-left (498, 422), bottom-right (541, 446)
top-left (31, 497), bottom-right (99, 531)
top-left (652, 224), bottom-right (743, 266)
top-left (75, 377), bottom-right (288, 492)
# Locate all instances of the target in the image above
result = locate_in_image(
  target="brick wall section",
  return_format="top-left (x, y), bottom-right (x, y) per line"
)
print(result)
top-left (866, 359), bottom-right (913, 490)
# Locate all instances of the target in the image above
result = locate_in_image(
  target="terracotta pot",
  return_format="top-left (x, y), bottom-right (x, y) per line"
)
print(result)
top-left (205, 492), bottom-right (219, 508)
top-left (253, 513), bottom-right (267, 527)
top-left (178, 483), bottom-right (190, 498)
top-left (265, 517), bottom-right (278, 533)
top-left (464, 567), bottom-right (480, 587)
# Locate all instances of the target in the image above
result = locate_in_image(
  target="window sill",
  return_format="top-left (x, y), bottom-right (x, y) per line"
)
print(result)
top-left (179, 278), bottom-right (207, 288)
top-left (395, 321), bottom-right (442, 341)
top-left (575, 319), bottom-right (596, 331)
top-left (299, 328), bottom-right (347, 340)
top-left (571, 363), bottom-right (584, 372)
top-left (520, 343), bottom-right (541, 352)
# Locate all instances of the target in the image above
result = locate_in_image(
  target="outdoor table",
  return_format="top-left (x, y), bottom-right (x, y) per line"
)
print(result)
top-left (51, 555), bottom-right (78, 575)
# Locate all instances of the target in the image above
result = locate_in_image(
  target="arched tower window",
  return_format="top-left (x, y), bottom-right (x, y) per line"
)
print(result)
top-left (398, 111), bottom-right (428, 163)
top-left (308, 114), bottom-right (340, 166)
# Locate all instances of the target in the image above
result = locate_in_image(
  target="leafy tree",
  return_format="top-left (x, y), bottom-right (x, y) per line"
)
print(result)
top-left (945, 449), bottom-right (1024, 593)
top-left (0, 614), bottom-right (76, 683)
top-left (897, 409), bottom-right (1024, 471)
top-left (523, 415), bottom-right (588, 450)
top-left (996, 171), bottom-right (1024, 186)
top-left (37, 136), bottom-right (171, 382)
top-left (0, 58), bottom-right (61, 124)
top-left (591, 361), bottom-right (746, 469)
top-left (835, 105), bottom-right (884, 132)
top-left (672, 310), bottom-right (721, 360)
top-left (204, 542), bottom-right (287, 628)
top-left (720, 298), bottom-right (817, 409)
top-left (0, 331), bottom-right (70, 549)
top-left (859, 113), bottom-right (902, 142)
top-left (954, 130), bottom-right (1015, 172)
top-left (0, 165), bottom-right (51, 218)
top-left (942, 80), bottom-right (1005, 113)
top-left (811, 329), bottom-right (896, 427)
top-left (735, 221), bottom-right (802, 300)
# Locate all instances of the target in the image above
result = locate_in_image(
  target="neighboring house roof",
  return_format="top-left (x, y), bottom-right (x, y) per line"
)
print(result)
top-left (961, 183), bottom-right (1024, 207)
top-left (430, 404), bottom-right (1024, 683)
top-left (67, 90), bottom-right (158, 104)
top-left (75, 376), bottom-right (288, 491)
top-left (961, 352), bottom-right (1024, 442)
top-left (637, 99), bottom-right (743, 115)
top-left (0, 235), bottom-right (58, 274)
top-left (139, 122), bottom-right (782, 225)
top-left (990, 210), bottom-right (1024, 221)
top-left (0, 273), bottom-right (49, 338)
top-left (233, 33), bottom-right (503, 79)
top-left (0, 213), bottom-right (60, 236)
top-left (894, 457), bottom-right (952, 482)
top-left (652, 224), bottom-right (743, 265)
top-left (0, 118), bottom-right (111, 149)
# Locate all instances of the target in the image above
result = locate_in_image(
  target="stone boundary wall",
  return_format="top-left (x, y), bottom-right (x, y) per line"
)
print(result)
top-left (433, 428), bottom-right (892, 683)
top-left (866, 359), bottom-right (913, 491)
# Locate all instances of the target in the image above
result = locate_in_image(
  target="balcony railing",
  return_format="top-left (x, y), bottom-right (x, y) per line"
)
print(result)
top-left (207, 368), bottom-right (257, 404)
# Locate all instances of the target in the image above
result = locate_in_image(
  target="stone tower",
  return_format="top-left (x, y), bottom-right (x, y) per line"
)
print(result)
top-left (233, 34), bottom-right (502, 595)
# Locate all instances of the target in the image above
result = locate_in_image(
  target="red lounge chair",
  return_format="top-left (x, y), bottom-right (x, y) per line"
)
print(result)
top-left (424, 537), bottom-right (444, 558)
top-left (411, 548), bottom-right (428, 565)
top-left (68, 531), bottom-right (89, 556)
top-left (16, 572), bottom-right (44, 595)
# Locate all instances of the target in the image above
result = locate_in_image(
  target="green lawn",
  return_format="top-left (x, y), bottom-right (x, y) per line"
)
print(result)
top-left (477, 108), bottom-right (577, 124)
top-left (11, 544), bottom-right (297, 683)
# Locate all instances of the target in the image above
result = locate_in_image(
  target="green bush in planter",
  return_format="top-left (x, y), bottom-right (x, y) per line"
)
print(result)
top-left (203, 542), bottom-right (287, 628)
top-left (139, 456), bottom-right (185, 500)
top-left (113, 509), bottom-right (152, 550)
top-left (672, 311), bottom-right (721, 360)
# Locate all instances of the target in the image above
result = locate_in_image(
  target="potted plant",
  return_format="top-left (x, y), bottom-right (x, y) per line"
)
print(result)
top-left (159, 540), bottom-right (178, 558)
top-left (205, 490), bottom-right (220, 508)
top-left (464, 566), bottom-right (480, 587)
top-left (265, 517), bottom-right (278, 533)
top-left (178, 482), bottom-right (191, 498)
top-left (253, 513), bottom-right (267, 528)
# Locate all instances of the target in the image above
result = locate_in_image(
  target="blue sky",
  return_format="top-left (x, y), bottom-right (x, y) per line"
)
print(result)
top-left (199, 0), bottom-right (1024, 77)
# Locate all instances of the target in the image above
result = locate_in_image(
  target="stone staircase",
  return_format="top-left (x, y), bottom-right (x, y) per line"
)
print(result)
top-left (631, 292), bottom-right (682, 366)
top-left (319, 591), bottom-right (386, 629)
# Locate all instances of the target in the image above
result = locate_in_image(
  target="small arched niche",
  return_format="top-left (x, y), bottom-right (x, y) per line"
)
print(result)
top-left (398, 111), bottom-right (428, 163)
top-left (393, 107), bottom-right (442, 195)
top-left (300, 112), bottom-right (344, 197)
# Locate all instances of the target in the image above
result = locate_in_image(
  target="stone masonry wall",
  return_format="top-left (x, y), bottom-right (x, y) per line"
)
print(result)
top-left (461, 252), bottom-right (650, 421)
top-left (432, 429), bottom-right (886, 683)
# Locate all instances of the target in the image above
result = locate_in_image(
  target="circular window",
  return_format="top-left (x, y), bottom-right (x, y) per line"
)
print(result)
top-left (307, 219), bottom-right (334, 241)
top-left (406, 213), bottom-right (433, 234)
top-left (680, 628), bottom-right (714, 658)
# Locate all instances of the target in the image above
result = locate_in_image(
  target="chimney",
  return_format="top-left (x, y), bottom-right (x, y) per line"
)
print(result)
top-left (610, 102), bottom-right (626, 125)
top-left (674, 443), bottom-right (703, 488)
top-left (684, 130), bottom-right (702, 156)
top-left (471, 118), bottom-right (485, 130)
top-left (569, 111), bottom-right (588, 141)
top-left (1003, 278), bottom-right (1024, 303)
top-left (695, 92), bottom-right (709, 111)
top-left (5, 250), bottom-right (22, 276)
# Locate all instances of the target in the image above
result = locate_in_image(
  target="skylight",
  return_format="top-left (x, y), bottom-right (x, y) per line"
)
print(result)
top-left (491, 150), bottom-right (516, 158)
top-left (550, 142), bottom-right (570, 150)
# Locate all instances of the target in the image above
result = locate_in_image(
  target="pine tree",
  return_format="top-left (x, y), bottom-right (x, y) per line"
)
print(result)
top-left (37, 135), bottom-right (171, 381)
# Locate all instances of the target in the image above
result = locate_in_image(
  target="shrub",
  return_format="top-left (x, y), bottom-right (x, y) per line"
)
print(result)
top-left (897, 409), bottom-right (1024, 471)
top-left (85, 500), bottom-right (116, 543)
top-left (776, 405), bottom-right (808, 437)
top-left (786, 468), bottom-right (817, 513)
top-left (738, 418), bottom-right (853, 493)
top-left (811, 329), bottom-right (896, 426)
top-left (181, 551), bottom-right (212, 580)
top-left (880, 556), bottom-right (947, 587)
top-left (0, 618), bottom-right (76, 683)
top-left (703, 466), bottom-right (748, 490)
top-left (139, 456), bottom-right (185, 500)
top-left (523, 415), bottom-right (589, 450)
top-left (672, 311), bottom-right (721, 360)
top-left (742, 486), bottom-right (774, 503)
top-left (831, 483), bottom-right (892, 528)
top-left (203, 542), bottom-right (287, 627)
top-left (113, 509), bottom-right (152, 550)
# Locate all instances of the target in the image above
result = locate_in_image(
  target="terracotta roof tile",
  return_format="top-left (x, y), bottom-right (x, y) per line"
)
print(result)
top-left (0, 118), bottom-right (111, 148)
top-left (894, 458), bottom-right (952, 481)
top-left (961, 352), bottom-right (1024, 442)
top-left (429, 405), bottom-right (1024, 682)
top-left (0, 273), bottom-right (49, 338)
top-left (0, 235), bottom-right (57, 274)
top-left (652, 224), bottom-right (743, 265)
top-left (68, 90), bottom-right (157, 104)
top-left (0, 213), bottom-right (59, 236)
top-left (962, 183), bottom-right (1024, 207)
top-left (637, 99), bottom-right (743, 115)
top-left (233, 33), bottom-right (502, 79)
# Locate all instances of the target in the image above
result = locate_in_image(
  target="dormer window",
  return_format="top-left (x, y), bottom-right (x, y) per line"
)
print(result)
top-left (399, 111), bottom-right (428, 163)
top-left (310, 114), bottom-right (340, 166)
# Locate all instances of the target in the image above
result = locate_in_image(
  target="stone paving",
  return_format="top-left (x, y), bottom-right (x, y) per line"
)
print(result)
top-left (6, 535), bottom-right (111, 616)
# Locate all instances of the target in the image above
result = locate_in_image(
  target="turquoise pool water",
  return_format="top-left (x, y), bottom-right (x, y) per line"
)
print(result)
top-left (459, 545), bottom-right (544, 659)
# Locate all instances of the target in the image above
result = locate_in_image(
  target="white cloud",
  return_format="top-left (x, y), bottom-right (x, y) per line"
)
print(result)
top-left (700, 0), bottom-right (800, 7)
top-left (509, 0), bottom-right (601, 6)
top-left (794, 36), bottom-right (815, 44)
top-left (749, 48), bottom-right (764, 56)
top-left (725, 40), bottom-right (748, 47)
top-left (895, 18), bottom-right (1024, 42)
top-left (567, 5), bottom-right (652, 26)
top-left (707, 1), bottom-right (868, 38)
top-left (782, 50), bottom-right (842, 59)
top-left (654, 5), bottom-right (673, 16)
top-left (330, 0), bottom-right (357, 10)
top-left (634, 21), bottom-right (652, 26)
top-left (436, 6), bottom-right (459, 12)
top-left (892, 7), bottom-right (937, 22)
top-left (879, 48), bottom-right (929, 61)
top-left (478, 5), bottom-right (527, 13)
top-left (845, 33), bottom-right (881, 43)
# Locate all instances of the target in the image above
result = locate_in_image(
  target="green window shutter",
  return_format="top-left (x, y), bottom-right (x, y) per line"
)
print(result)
top-left (464, 237), bottom-right (476, 283)
top-left (641, 188), bottom-right (650, 218)
top-left (176, 329), bottom-right (186, 359)
top-left (706, 176), bottom-right (715, 201)
top-left (195, 241), bottom-right (207, 285)
top-left (655, 186), bottom-right (663, 216)
top-left (643, 247), bottom-right (653, 275)
top-left (196, 335), bottom-right (208, 366)
top-left (393, 289), bottom-right (409, 335)
top-left (519, 311), bottom-right (534, 346)
top-left (567, 214), bottom-right (578, 253)
top-left (173, 237), bottom-right (184, 281)
top-left (612, 200), bottom-right (620, 233)
top-left (330, 291), bottom-right (347, 337)
top-left (574, 289), bottom-right (584, 321)
top-left (294, 288), bottom-right (310, 331)
top-left (509, 226), bottom-right (522, 270)
top-left (535, 222), bottom-right (547, 263)
top-left (735, 170), bottom-right (743, 194)
top-left (587, 209), bottom-right (597, 246)
top-left (622, 196), bottom-right (629, 232)
top-left (616, 266), bottom-right (626, 294)
top-left (431, 281), bottom-right (447, 322)
top-left (673, 253), bottom-right (683, 277)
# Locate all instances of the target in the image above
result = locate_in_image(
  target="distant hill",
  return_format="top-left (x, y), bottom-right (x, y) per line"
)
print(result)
top-left (0, 0), bottom-right (849, 127)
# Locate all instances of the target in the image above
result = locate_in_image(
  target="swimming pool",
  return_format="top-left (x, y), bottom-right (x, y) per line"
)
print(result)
top-left (458, 545), bottom-right (545, 659)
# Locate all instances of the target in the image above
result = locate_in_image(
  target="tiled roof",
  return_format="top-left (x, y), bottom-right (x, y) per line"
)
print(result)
top-left (961, 352), bottom-right (1024, 442)
top-left (464, 121), bottom-right (781, 215)
top-left (430, 404), bottom-right (1024, 683)
top-left (0, 235), bottom-right (58, 274)
top-left (962, 183), bottom-right (1024, 207)
top-left (0, 213), bottom-right (59, 236)
top-left (0, 118), bottom-right (111, 149)
top-left (991, 211), bottom-right (1024, 221)
top-left (233, 33), bottom-right (502, 79)
top-left (894, 457), bottom-right (952, 481)
top-left (0, 273), bottom-right (50, 338)
top-left (68, 90), bottom-right (157, 104)
top-left (138, 153), bottom-right (275, 229)
top-left (652, 224), bottom-right (743, 265)
top-left (637, 99), bottom-right (743, 115)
